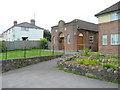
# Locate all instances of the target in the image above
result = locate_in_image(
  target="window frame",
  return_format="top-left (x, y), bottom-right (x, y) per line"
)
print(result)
top-left (21, 27), bottom-right (29, 31)
top-left (102, 35), bottom-right (108, 45)
top-left (111, 34), bottom-right (120, 45)
top-left (67, 34), bottom-right (70, 44)
top-left (89, 34), bottom-right (94, 43)
top-left (111, 11), bottom-right (120, 21)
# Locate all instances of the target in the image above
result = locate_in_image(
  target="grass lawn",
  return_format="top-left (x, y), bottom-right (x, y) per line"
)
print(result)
top-left (0, 49), bottom-right (63, 60)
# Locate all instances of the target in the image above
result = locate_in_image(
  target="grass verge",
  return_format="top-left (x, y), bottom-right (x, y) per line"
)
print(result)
top-left (57, 66), bottom-right (120, 84)
top-left (0, 49), bottom-right (63, 60)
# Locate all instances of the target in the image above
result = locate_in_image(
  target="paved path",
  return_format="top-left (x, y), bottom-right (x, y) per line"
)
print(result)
top-left (2, 58), bottom-right (118, 88)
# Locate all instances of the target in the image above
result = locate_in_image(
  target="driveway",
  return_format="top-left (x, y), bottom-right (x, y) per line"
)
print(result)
top-left (2, 57), bottom-right (118, 88)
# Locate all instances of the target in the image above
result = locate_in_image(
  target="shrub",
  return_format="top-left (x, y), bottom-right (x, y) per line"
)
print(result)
top-left (40, 38), bottom-right (48, 49)
top-left (43, 30), bottom-right (51, 41)
top-left (84, 60), bottom-right (101, 66)
top-left (77, 59), bottom-right (101, 66)
top-left (102, 64), bottom-right (117, 69)
top-left (0, 41), bottom-right (6, 52)
top-left (82, 48), bottom-right (92, 56)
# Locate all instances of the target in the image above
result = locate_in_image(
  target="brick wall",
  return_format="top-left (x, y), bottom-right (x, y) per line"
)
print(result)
top-left (99, 20), bottom-right (120, 55)
top-left (51, 21), bottom-right (98, 51)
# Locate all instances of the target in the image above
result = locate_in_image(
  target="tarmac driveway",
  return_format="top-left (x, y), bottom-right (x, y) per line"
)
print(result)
top-left (2, 58), bottom-right (118, 88)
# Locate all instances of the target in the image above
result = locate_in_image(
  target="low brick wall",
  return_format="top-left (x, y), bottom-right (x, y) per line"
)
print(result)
top-left (57, 60), bottom-right (119, 83)
top-left (2, 55), bottom-right (62, 72)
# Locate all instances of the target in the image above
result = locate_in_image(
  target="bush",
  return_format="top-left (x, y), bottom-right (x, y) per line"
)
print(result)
top-left (0, 41), bottom-right (6, 52)
top-left (40, 38), bottom-right (48, 49)
top-left (102, 64), bottom-right (117, 69)
top-left (82, 48), bottom-right (92, 56)
top-left (77, 58), bottom-right (101, 66)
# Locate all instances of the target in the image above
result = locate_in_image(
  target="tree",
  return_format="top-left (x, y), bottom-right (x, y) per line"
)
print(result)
top-left (40, 38), bottom-right (48, 49)
top-left (43, 30), bottom-right (51, 41)
top-left (0, 41), bottom-right (6, 52)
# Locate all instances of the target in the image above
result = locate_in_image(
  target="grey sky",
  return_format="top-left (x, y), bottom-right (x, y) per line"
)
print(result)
top-left (0, 0), bottom-right (119, 34)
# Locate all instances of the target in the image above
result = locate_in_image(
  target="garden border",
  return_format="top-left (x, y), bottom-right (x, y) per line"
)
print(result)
top-left (57, 60), bottom-right (119, 83)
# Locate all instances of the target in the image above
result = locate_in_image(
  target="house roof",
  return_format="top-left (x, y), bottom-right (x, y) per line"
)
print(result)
top-left (15, 22), bottom-right (45, 29)
top-left (52, 19), bottom-right (98, 32)
top-left (2, 22), bottom-right (45, 34)
top-left (95, 1), bottom-right (120, 16)
top-left (74, 19), bottom-right (98, 32)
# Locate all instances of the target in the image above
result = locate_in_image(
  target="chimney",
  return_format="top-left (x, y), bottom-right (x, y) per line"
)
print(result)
top-left (14, 21), bottom-right (17, 25)
top-left (30, 19), bottom-right (35, 25)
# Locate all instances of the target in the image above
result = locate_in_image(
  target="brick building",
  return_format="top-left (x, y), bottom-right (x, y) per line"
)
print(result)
top-left (51, 19), bottom-right (98, 51)
top-left (95, 1), bottom-right (120, 55)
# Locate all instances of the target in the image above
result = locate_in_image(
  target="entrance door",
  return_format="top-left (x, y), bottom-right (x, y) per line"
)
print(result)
top-left (78, 36), bottom-right (83, 50)
top-left (59, 32), bottom-right (64, 50)
top-left (61, 38), bottom-right (64, 49)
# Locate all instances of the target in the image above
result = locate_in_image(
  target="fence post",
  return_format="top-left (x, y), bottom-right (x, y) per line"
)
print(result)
top-left (39, 45), bottom-right (41, 56)
top-left (53, 45), bottom-right (54, 55)
top-left (5, 47), bottom-right (7, 60)
top-left (24, 46), bottom-right (26, 58)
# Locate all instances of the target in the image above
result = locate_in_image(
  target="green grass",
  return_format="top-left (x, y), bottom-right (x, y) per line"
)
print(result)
top-left (0, 49), bottom-right (62, 60)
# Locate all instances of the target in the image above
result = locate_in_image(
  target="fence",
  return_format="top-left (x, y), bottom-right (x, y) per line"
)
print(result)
top-left (3, 41), bottom-right (40, 50)
top-left (0, 41), bottom-right (63, 60)
top-left (1, 41), bottom-right (51, 50)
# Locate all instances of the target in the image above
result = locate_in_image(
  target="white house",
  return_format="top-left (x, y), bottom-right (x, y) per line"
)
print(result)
top-left (0, 34), bottom-right (2, 41)
top-left (2, 19), bottom-right (44, 41)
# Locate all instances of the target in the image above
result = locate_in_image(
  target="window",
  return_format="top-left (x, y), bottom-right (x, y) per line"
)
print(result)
top-left (118, 12), bottom-right (120, 19)
top-left (111, 34), bottom-right (120, 45)
top-left (111, 12), bottom-right (120, 21)
top-left (56, 30), bottom-right (57, 32)
top-left (67, 34), bottom-right (70, 44)
top-left (89, 34), bottom-right (94, 42)
top-left (21, 27), bottom-right (29, 31)
top-left (17, 38), bottom-right (20, 41)
top-left (102, 35), bottom-right (107, 45)
top-left (53, 36), bottom-right (55, 44)
top-left (9, 30), bottom-right (10, 34)
top-left (64, 28), bottom-right (66, 31)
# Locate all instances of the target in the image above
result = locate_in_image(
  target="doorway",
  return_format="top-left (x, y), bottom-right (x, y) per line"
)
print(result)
top-left (78, 33), bottom-right (83, 50)
top-left (59, 32), bottom-right (64, 50)
top-left (22, 37), bottom-right (28, 41)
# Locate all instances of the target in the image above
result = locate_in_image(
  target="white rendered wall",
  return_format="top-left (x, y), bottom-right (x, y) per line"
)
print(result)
top-left (12, 26), bottom-right (43, 41)
top-left (3, 26), bottom-right (44, 41)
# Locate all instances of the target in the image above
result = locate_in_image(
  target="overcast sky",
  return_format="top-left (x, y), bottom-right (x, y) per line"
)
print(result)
top-left (0, 0), bottom-right (119, 34)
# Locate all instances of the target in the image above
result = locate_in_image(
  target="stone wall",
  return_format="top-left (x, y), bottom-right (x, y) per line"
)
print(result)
top-left (57, 60), bottom-right (119, 83)
top-left (2, 55), bottom-right (62, 72)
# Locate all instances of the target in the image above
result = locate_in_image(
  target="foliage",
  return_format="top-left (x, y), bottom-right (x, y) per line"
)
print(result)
top-left (0, 41), bottom-right (6, 52)
top-left (65, 48), bottom-right (119, 70)
top-left (82, 48), bottom-right (92, 56)
top-left (40, 38), bottom-right (48, 49)
top-left (43, 30), bottom-right (51, 41)
top-left (102, 64), bottom-right (117, 69)
top-left (77, 59), bottom-right (101, 66)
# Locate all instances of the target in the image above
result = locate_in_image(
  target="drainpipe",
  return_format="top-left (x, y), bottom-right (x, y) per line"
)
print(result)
top-left (77, 27), bottom-right (80, 52)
